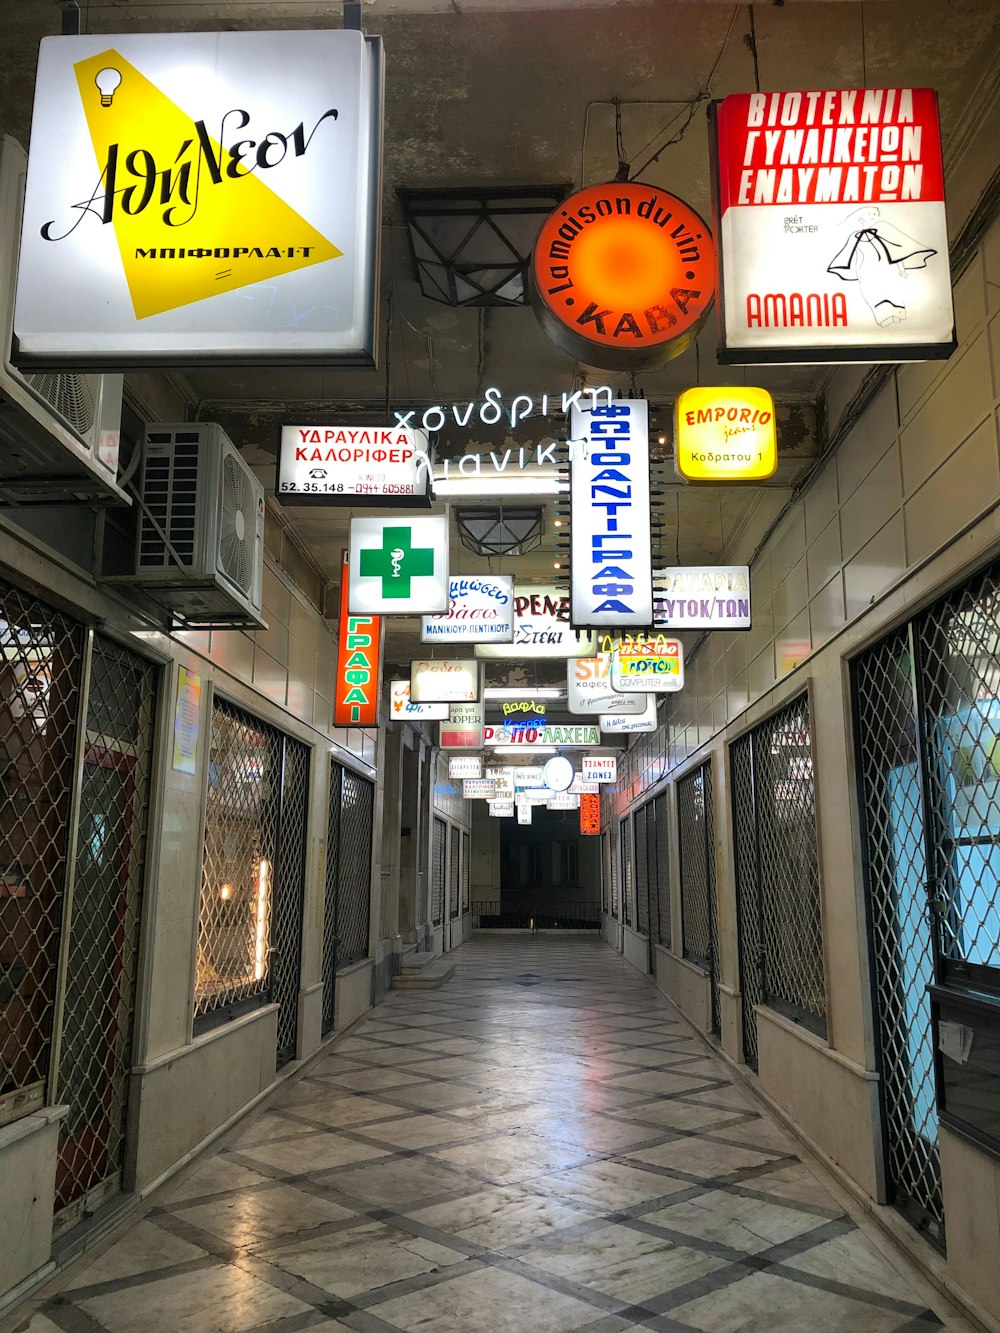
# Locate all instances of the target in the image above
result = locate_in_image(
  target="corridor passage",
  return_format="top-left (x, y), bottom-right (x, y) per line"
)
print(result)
top-left (13, 938), bottom-right (968, 1333)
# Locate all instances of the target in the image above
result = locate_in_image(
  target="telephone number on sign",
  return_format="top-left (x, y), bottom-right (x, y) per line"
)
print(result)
top-left (280, 481), bottom-right (418, 494)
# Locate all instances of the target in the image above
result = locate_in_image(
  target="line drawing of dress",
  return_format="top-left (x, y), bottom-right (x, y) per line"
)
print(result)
top-left (827, 206), bottom-right (937, 327)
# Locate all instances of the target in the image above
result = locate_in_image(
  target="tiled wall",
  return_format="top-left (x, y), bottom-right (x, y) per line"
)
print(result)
top-left (618, 213), bottom-right (1000, 806)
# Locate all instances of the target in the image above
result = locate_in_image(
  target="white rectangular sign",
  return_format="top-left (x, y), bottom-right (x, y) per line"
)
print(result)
top-left (568, 400), bottom-right (653, 629)
top-left (567, 656), bottom-right (649, 715)
top-left (421, 575), bottom-right (515, 643)
top-left (449, 755), bottom-right (482, 780)
top-left (517, 801), bottom-right (532, 825)
top-left (583, 756), bottom-right (618, 784)
top-left (349, 516), bottom-right (448, 615)
top-left (439, 699), bottom-right (484, 749)
top-left (547, 793), bottom-right (580, 810)
top-left (712, 88), bottom-right (955, 364)
top-left (410, 659), bottom-right (479, 703)
top-left (600, 694), bottom-right (658, 733)
top-left (568, 779), bottom-right (600, 795)
top-left (14, 30), bottom-right (383, 368)
top-left (489, 801), bottom-right (515, 818)
top-left (654, 567), bottom-right (751, 629)
top-left (483, 724), bottom-right (601, 748)
top-left (278, 427), bottom-right (429, 506)
top-left (611, 637), bottom-right (684, 693)
top-left (476, 585), bottom-right (597, 659)
top-left (389, 679), bottom-right (449, 721)
top-left (463, 778), bottom-right (496, 799)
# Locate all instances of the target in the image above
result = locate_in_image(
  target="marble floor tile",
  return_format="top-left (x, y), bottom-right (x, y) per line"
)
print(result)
top-left (428, 1131), bottom-right (594, 1183)
top-left (407, 1184), bottom-right (592, 1249)
top-left (323, 1153), bottom-right (469, 1207)
top-left (370, 1263), bottom-right (605, 1333)
top-left (530, 1158), bottom-right (694, 1210)
top-left (643, 1188), bottom-right (832, 1254)
top-left (255, 1220), bottom-right (467, 1297)
top-left (173, 1181), bottom-right (358, 1246)
top-left (620, 1099), bottom-right (746, 1133)
top-left (232, 1131), bottom-right (390, 1176)
top-left (282, 1095), bottom-right (411, 1129)
top-left (522, 1221), bottom-right (726, 1302)
top-left (625, 1137), bottom-right (781, 1179)
top-left (351, 1112), bottom-right (480, 1150)
top-left (78, 1262), bottom-right (313, 1332)
top-left (158, 1155), bottom-right (273, 1205)
top-left (60, 1219), bottom-right (208, 1289)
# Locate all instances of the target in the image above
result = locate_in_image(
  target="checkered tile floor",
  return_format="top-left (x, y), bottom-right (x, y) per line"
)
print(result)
top-left (12, 936), bottom-right (971, 1332)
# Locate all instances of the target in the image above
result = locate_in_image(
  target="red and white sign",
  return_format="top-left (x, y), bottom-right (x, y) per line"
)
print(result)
top-left (334, 550), bottom-right (382, 725)
top-left (712, 88), bottom-right (955, 363)
top-left (583, 755), bottom-right (617, 784)
top-left (279, 427), bottom-right (430, 505)
top-left (440, 700), bottom-right (484, 749)
top-left (579, 791), bottom-right (601, 836)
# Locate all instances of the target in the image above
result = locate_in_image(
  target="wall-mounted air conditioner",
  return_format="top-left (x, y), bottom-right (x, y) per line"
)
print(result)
top-left (103, 422), bottom-right (266, 630)
top-left (0, 137), bottom-right (128, 505)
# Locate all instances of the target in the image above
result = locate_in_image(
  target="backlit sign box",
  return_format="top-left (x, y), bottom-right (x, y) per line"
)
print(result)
top-left (334, 550), bottom-right (381, 725)
top-left (14, 30), bottom-right (384, 368)
top-left (389, 678), bottom-right (449, 721)
top-left (568, 400), bottom-right (653, 630)
top-left (349, 516), bottom-right (449, 616)
top-left (710, 88), bottom-right (955, 364)
top-left (579, 791), bottom-right (601, 836)
top-left (482, 724), bottom-right (600, 748)
top-left (440, 700), bottom-right (483, 749)
top-left (567, 656), bottom-right (648, 715)
top-left (611, 636), bottom-right (684, 693)
top-left (600, 694), bottom-right (658, 733)
top-left (449, 755), bottom-right (483, 780)
top-left (278, 426), bottom-right (430, 507)
top-left (410, 659), bottom-right (479, 703)
top-left (653, 566), bottom-right (752, 629)
top-left (674, 390), bottom-right (776, 484)
top-left (476, 585), bottom-right (598, 660)
top-left (582, 756), bottom-right (618, 784)
top-left (421, 575), bottom-right (515, 643)
top-left (463, 779), bottom-right (496, 800)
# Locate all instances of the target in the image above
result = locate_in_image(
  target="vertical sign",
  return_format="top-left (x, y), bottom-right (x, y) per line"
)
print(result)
top-left (579, 791), bottom-right (601, 836)
top-left (172, 665), bottom-right (202, 774)
top-left (711, 88), bottom-right (955, 363)
top-left (569, 399), bottom-right (652, 629)
top-left (335, 550), bottom-right (382, 725)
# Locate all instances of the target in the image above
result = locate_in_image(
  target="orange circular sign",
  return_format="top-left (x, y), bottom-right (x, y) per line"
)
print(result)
top-left (531, 182), bottom-right (715, 370)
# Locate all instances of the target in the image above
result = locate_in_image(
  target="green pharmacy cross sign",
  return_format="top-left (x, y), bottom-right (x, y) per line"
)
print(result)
top-left (359, 525), bottom-right (435, 598)
top-left (348, 515), bottom-right (449, 616)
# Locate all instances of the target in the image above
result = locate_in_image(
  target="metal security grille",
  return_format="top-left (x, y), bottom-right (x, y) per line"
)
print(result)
top-left (0, 583), bottom-right (84, 1127)
top-left (645, 796), bottom-right (660, 969)
top-left (272, 738), bottom-right (308, 1066)
top-left (432, 816), bottom-right (446, 926)
top-left (731, 695), bottom-right (827, 1074)
top-left (462, 832), bottom-right (470, 913)
top-left (321, 768), bottom-right (341, 1035)
top-left (449, 824), bottom-right (461, 919)
top-left (336, 766), bottom-right (375, 967)
top-left (654, 792), bottom-right (671, 948)
top-left (197, 701), bottom-right (281, 1021)
top-left (678, 760), bottom-right (720, 1032)
top-left (634, 804), bottom-right (650, 936)
top-left (55, 635), bottom-right (157, 1228)
top-left (602, 832), bottom-right (611, 915)
top-left (621, 816), bottom-right (633, 926)
top-left (854, 623), bottom-right (943, 1245)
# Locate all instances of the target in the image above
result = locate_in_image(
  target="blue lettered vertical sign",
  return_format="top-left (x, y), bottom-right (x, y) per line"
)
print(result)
top-left (568, 399), bottom-right (653, 629)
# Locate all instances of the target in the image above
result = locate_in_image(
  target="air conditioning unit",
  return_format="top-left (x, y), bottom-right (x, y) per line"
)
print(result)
top-left (104, 423), bottom-right (267, 631)
top-left (0, 137), bottom-right (128, 505)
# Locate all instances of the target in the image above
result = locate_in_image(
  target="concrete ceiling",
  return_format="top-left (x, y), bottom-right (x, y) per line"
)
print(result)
top-left (2, 0), bottom-right (998, 687)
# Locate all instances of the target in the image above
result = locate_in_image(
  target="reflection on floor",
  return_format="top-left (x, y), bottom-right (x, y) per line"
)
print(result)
top-left (13, 936), bottom-right (971, 1332)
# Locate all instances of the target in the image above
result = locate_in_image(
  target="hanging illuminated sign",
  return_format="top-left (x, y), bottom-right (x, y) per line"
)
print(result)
top-left (440, 700), bottom-right (484, 749)
top-left (277, 427), bottom-right (430, 507)
top-left (567, 656), bottom-right (648, 715)
top-left (600, 694), bottom-right (658, 732)
top-left (489, 801), bottom-right (515, 818)
top-left (547, 793), bottom-right (580, 811)
top-left (449, 755), bottom-right (482, 780)
top-left (348, 516), bottom-right (449, 615)
top-left (421, 575), bottom-right (515, 643)
top-left (568, 399), bottom-right (653, 629)
top-left (579, 791), bottom-right (601, 836)
top-left (14, 30), bottom-right (383, 368)
top-left (334, 550), bottom-right (381, 725)
top-left (517, 801), bottom-right (532, 825)
top-left (531, 181), bottom-right (715, 370)
top-left (611, 635), bottom-right (684, 693)
top-left (410, 659), bottom-right (479, 703)
top-left (463, 778), bottom-right (496, 800)
top-left (710, 88), bottom-right (955, 364)
top-left (501, 700), bottom-right (547, 721)
top-left (674, 389), bottom-right (777, 483)
top-left (483, 724), bottom-right (600, 748)
top-left (476, 585), bottom-right (598, 660)
top-left (654, 565), bottom-right (752, 629)
top-left (389, 679), bottom-right (449, 721)
top-left (583, 756), bottom-right (618, 784)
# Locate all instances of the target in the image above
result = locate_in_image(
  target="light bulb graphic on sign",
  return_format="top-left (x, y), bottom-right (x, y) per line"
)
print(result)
top-left (94, 66), bottom-right (122, 106)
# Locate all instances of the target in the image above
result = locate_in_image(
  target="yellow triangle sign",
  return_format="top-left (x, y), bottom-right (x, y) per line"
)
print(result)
top-left (74, 49), bottom-right (343, 320)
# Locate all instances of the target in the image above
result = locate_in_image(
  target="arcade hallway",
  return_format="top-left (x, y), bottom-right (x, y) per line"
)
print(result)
top-left (11, 938), bottom-right (971, 1333)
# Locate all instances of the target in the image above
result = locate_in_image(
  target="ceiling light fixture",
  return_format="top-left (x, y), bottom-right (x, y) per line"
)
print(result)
top-left (483, 688), bottom-right (565, 699)
top-left (455, 506), bottom-right (544, 557)
top-left (398, 185), bottom-right (568, 308)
